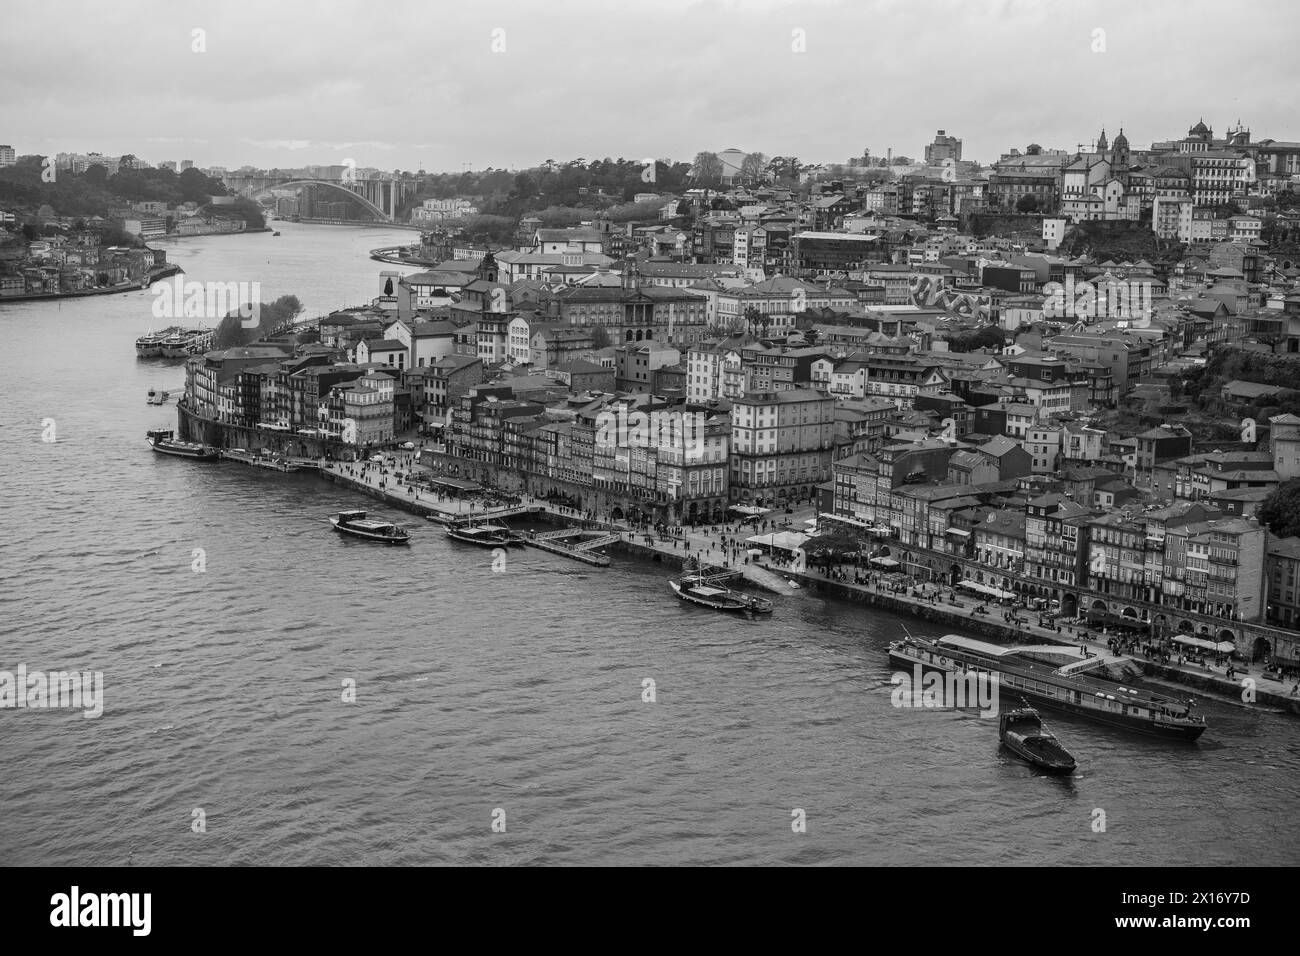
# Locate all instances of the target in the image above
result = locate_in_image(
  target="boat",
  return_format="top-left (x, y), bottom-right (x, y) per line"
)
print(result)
top-left (669, 576), bottom-right (773, 615)
top-left (146, 388), bottom-right (169, 405)
top-left (329, 509), bottom-right (410, 544)
top-left (999, 703), bottom-right (1077, 774)
top-left (136, 326), bottom-right (213, 358)
top-left (787, 579), bottom-right (801, 589)
top-left (445, 523), bottom-right (522, 547)
top-left (888, 634), bottom-right (1207, 741)
top-left (146, 429), bottom-right (218, 460)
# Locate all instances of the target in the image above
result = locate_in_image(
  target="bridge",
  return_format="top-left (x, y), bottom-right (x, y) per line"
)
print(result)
top-left (222, 174), bottom-right (421, 222)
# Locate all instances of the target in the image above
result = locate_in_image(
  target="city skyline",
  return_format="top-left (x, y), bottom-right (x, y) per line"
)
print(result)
top-left (2, 0), bottom-right (1299, 173)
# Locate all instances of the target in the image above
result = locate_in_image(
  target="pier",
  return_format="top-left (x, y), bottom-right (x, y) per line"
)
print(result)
top-left (518, 529), bottom-right (618, 567)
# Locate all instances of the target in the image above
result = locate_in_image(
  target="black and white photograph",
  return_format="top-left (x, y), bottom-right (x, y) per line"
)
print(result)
top-left (0, 0), bottom-right (1295, 919)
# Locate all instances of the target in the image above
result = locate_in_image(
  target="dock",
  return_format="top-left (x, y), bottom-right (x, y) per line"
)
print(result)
top-left (220, 449), bottom-right (321, 472)
top-left (518, 528), bottom-right (620, 567)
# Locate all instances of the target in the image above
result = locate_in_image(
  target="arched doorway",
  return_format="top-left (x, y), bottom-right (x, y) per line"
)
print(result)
top-left (1092, 599), bottom-right (1107, 611)
top-left (1252, 636), bottom-right (1272, 661)
top-left (1178, 620), bottom-right (1193, 634)
top-left (1121, 607), bottom-right (1137, 619)
top-left (949, 564), bottom-right (961, 585)
top-left (611, 506), bottom-right (625, 522)
top-left (1061, 593), bottom-right (1078, 617)
top-left (1217, 628), bottom-right (1236, 647)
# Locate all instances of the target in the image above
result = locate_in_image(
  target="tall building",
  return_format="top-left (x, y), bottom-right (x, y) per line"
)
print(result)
top-left (924, 130), bottom-right (962, 164)
top-left (179, 159), bottom-right (194, 171)
top-left (0, 144), bottom-right (15, 167)
top-left (729, 388), bottom-right (835, 506)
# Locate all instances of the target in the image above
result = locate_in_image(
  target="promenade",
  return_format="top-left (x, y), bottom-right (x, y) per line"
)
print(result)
top-left (314, 448), bottom-right (1300, 712)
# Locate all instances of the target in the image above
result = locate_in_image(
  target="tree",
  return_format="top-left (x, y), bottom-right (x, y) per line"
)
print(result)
top-left (1258, 479), bottom-right (1300, 538)
top-left (590, 327), bottom-right (611, 349)
top-left (739, 152), bottom-right (769, 184)
top-left (1256, 331), bottom-right (1286, 354)
top-left (690, 152), bottom-right (723, 185)
top-left (1016, 194), bottom-right (1041, 213)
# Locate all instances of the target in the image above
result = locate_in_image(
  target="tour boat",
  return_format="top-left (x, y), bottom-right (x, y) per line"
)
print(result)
top-left (888, 634), bottom-right (1207, 740)
top-left (669, 576), bottom-right (773, 615)
top-left (330, 509), bottom-right (409, 544)
top-left (445, 523), bottom-right (521, 547)
top-left (137, 326), bottom-right (212, 358)
top-left (146, 429), bottom-right (218, 460)
top-left (999, 704), bottom-right (1077, 774)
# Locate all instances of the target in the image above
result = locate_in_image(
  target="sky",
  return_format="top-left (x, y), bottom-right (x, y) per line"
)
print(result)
top-left (2, 0), bottom-right (1298, 173)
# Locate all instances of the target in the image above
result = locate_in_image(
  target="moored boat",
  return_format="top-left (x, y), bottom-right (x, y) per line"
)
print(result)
top-left (137, 326), bottom-right (212, 358)
top-left (888, 634), bottom-right (1207, 740)
top-left (146, 429), bottom-right (218, 460)
top-left (330, 509), bottom-right (409, 544)
top-left (669, 576), bottom-right (773, 615)
top-left (999, 704), bottom-right (1077, 774)
top-left (146, 388), bottom-right (169, 405)
top-left (445, 523), bottom-right (522, 547)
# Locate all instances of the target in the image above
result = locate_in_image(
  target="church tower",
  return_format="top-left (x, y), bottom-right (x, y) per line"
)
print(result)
top-left (1096, 128), bottom-right (1108, 154)
top-left (476, 249), bottom-right (498, 283)
top-left (1109, 128), bottom-right (1130, 185)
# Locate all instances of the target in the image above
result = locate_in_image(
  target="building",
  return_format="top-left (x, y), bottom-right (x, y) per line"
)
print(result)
top-left (729, 389), bottom-right (835, 506)
top-left (924, 130), bottom-right (962, 165)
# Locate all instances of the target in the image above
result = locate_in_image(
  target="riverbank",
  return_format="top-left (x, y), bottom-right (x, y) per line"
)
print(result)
top-left (194, 419), bottom-right (1300, 719)
top-left (1, 262), bottom-right (183, 303)
top-left (773, 564), bottom-right (1300, 716)
top-left (153, 227), bottom-right (271, 240)
top-left (369, 245), bottom-right (435, 266)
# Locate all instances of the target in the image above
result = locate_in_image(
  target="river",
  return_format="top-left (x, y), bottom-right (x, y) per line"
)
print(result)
top-left (1, 221), bottom-right (1297, 866)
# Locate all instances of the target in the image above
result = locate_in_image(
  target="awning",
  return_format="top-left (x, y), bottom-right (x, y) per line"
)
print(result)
top-left (945, 527), bottom-right (970, 537)
top-left (960, 580), bottom-right (1014, 600)
top-left (745, 531), bottom-right (810, 552)
top-left (1172, 634), bottom-right (1220, 652)
top-left (823, 514), bottom-right (869, 528)
top-left (869, 526), bottom-right (895, 535)
top-left (729, 505), bottom-right (771, 516)
top-left (870, 556), bottom-right (900, 568)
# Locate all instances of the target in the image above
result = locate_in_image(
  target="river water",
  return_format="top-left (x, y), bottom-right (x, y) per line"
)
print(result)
top-left (2, 221), bottom-right (1297, 866)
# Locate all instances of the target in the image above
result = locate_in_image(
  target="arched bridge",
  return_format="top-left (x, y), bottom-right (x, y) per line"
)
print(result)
top-left (224, 175), bottom-right (420, 222)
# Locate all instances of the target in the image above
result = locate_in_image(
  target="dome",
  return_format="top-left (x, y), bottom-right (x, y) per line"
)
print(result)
top-left (1114, 128), bottom-right (1129, 147)
top-left (1191, 119), bottom-right (1209, 135)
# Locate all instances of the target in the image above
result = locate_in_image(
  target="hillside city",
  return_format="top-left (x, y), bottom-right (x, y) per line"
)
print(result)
top-left (6, 123), bottom-right (1300, 669)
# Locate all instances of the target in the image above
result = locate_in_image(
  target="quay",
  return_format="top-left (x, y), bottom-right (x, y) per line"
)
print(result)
top-left (768, 564), bottom-right (1300, 717)
top-left (177, 412), bottom-right (1300, 717)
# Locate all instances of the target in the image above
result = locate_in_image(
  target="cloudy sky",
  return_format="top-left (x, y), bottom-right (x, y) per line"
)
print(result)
top-left (2, 0), bottom-right (1297, 172)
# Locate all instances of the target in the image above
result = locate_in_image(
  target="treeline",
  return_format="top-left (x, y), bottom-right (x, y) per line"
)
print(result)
top-left (1055, 219), bottom-right (1183, 263)
top-left (0, 157), bottom-right (231, 219)
top-left (1172, 348), bottom-right (1300, 422)
top-left (211, 294), bottom-right (304, 350)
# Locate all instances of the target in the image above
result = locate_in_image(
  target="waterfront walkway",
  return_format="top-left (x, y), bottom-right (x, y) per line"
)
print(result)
top-left (314, 450), bottom-right (1299, 709)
